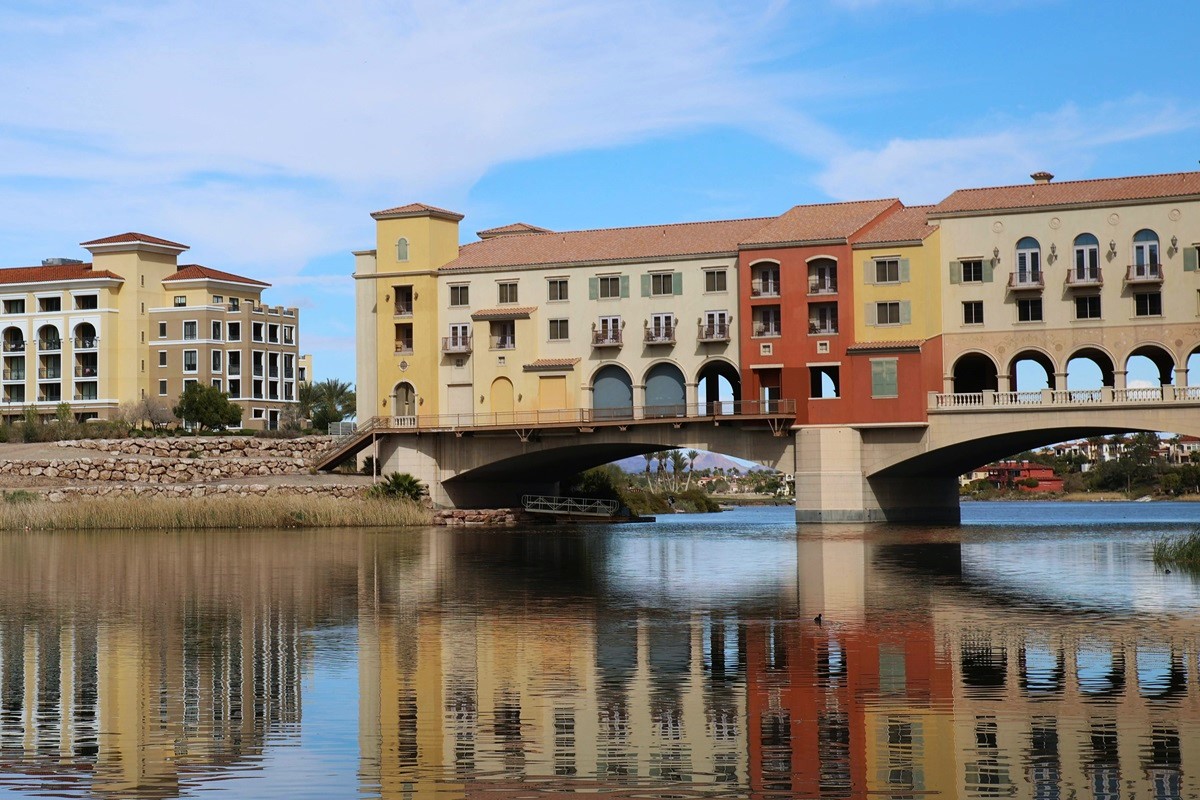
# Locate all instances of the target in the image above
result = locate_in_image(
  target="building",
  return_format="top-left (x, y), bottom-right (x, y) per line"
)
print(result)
top-left (0, 233), bottom-right (299, 429)
top-left (983, 460), bottom-right (1064, 492)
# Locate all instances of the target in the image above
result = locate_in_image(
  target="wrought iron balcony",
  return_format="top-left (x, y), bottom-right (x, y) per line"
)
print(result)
top-left (37, 339), bottom-right (61, 351)
top-left (698, 322), bottom-right (731, 342)
top-left (2, 341), bottom-right (24, 353)
top-left (2, 370), bottom-right (23, 381)
top-left (643, 323), bottom-right (675, 345)
top-left (441, 335), bottom-right (473, 354)
top-left (752, 322), bottom-right (781, 338)
top-left (750, 280), bottom-right (780, 297)
top-left (38, 368), bottom-right (61, 379)
top-left (1007, 271), bottom-right (1044, 291)
top-left (592, 329), bottom-right (622, 347)
top-left (73, 336), bottom-right (99, 349)
top-left (490, 336), bottom-right (516, 350)
top-left (1125, 263), bottom-right (1163, 284)
top-left (1065, 268), bottom-right (1103, 288)
top-left (74, 366), bottom-right (98, 378)
top-left (807, 280), bottom-right (837, 295)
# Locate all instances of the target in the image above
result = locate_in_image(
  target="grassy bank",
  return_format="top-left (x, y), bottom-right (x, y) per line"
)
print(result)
top-left (0, 494), bottom-right (430, 531)
top-left (1153, 531), bottom-right (1200, 570)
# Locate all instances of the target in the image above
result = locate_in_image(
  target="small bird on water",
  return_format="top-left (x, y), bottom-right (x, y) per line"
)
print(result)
top-left (813, 613), bottom-right (823, 625)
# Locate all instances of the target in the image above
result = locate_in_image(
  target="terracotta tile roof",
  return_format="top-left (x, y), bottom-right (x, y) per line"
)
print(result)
top-left (477, 222), bottom-right (553, 239)
top-left (930, 171), bottom-right (1200, 216)
top-left (846, 339), bottom-right (925, 353)
top-left (740, 199), bottom-right (900, 246)
top-left (523, 357), bottom-right (581, 372)
top-left (0, 263), bottom-right (123, 285)
top-left (162, 264), bottom-right (269, 287)
top-left (444, 217), bottom-right (771, 271)
top-left (370, 202), bottom-right (465, 221)
top-left (854, 205), bottom-right (936, 246)
top-left (470, 306), bottom-right (537, 320)
top-left (79, 232), bottom-right (188, 249)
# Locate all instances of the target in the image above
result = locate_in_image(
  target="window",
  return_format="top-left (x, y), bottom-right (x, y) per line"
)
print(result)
top-left (650, 272), bottom-right (674, 296)
top-left (183, 321), bottom-right (198, 340)
top-left (1073, 233), bottom-right (1100, 280)
top-left (173, 296), bottom-right (186, 307)
top-left (212, 379), bottom-right (222, 391)
top-left (1135, 292), bottom-right (1162, 317)
top-left (183, 350), bottom-right (198, 373)
top-left (1075, 295), bottom-right (1101, 319)
top-left (212, 321), bottom-right (222, 340)
top-left (252, 407), bottom-right (265, 419)
top-left (1017, 298), bottom-right (1043, 322)
top-left (158, 379), bottom-right (168, 396)
top-left (874, 259), bottom-right (900, 284)
top-left (396, 237), bottom-right (409, 262)
top-left (448, 322), bottom-right (470, 347)
top-left (547, 278), bottom-right (568, 302)
top-left (38, 297), bottom-right (61, 312)
top-left (267, 323), bottom-right (279, 343)
top-left (1014, 238), bottom-right (1041, 285)
top-left (548, 318), bottom-right (569, 341)
top-left (871, 358), bottom-right (898, 398)
top-left (498, 282), bottom-right (518, 304)
top-left (282, 325), bottom-right (294, 344)
top-left (809, 365), bottom-right (840, 399)
top-left (648, 313), bottom-right (674, 341)
top-left (227, 322), bottom-right (241, 341)
top-left (158, 322), bottom-right (167, 338)
top-left (252, 322), bottom-right (264, 342)
top-left (701, 310), bottom-right (729, 339)
top-left (752, 264), bottom-right (780, 296)
top-left (230, 297), bottom-right (240, 310)
top-left (963, 301), bottom-right (984, 325)
top-left (596, 315), bottom-right (621, 343)
top-left (212, 295), bottom-right (224, 305)
top-left (449, 284), bottom-right (469, 307)
top-left (753, 306), bottom-right (781, 337)
top-left (598, 275), bottom-right (621, 299)
top-left (228, 379), bottom-right (240, 398)
top-left (1133, 229), bottom-right (1160, 276)
top-left (75, 295), bottom-right (97, 310)
top-left (253, 380), bottom-right (264, 399)
top-left (875, 302), bottom-right (900, 326)
top-left (960, 259), bottom-right (984, 284)
top-left (158, 351), bottom-right (167, 367)
top-left (212, 350), bottom-right (223, 372)
top-left (809, 302), bottom-right (838, 334)
top-left (3, 299), bottom-right (24, 314)
top-left (705, 270), bottom-right (727, 293)
top-left (490, 320), bottom-right (515, 349)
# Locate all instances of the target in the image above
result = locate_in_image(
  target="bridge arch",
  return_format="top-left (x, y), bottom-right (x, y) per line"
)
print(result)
top-left (1006, 347), bottom-right (1057, 391)
top-left (1125, 342), bottom-right (1177, 387)
top-left (644, 361), bottom-right (687, 417)
top-left (591, 364), bottom-right (633, 420)
top-left (1066, 346), bottom-right (1115, 389)
top-left (696, 358), bottom-right (740, 415)
top-left (951, 351), bottom-right (998, 394)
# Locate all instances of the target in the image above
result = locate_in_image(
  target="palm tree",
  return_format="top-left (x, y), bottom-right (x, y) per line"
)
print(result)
top-left (310, 379), bottom-right (356, 432)
top-left (643, 453), bottom-right (655, 489)
top-left (684, 450), bottom-right (700, 490)
top-left (668, 450), bottom-right (688, 491)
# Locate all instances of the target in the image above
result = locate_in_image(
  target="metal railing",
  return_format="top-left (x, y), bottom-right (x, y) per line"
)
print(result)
top-left (698, 322), bottom-right (731, 342)
top-left (441, 335), bottom-right (472, 353)
top-left (73, 337), bottom-right (99, 349)
top-left (592, 330), bottom-right (622, 347)
top-left (930, 385), bottom-right (1200, 410)
top-left (490, 337), bottom-right (516, 350)
top-left (750, 280), bottom-right (780, 297)
top-left (74, 366), bottom-right (97, 378)
top-left (1065, 268), bottom-right (1103, 287)
top-left (751, 323), bottom-right (781, 338)
top-left (37, 368), bottom-right (60, 379)
top-left (643, 323), bottom-right (675, 344)
top-left (2, 370), bottom-right (23, 381)
top-left (38, 339), bottom-right (61, 351)
top-left (522, 495), bottom-right (620, 517)
top-left (808, 281), bottom-right (837, 295)
top-left (1007, 272), bottom-right (1044, 290)
top-left (1125, 263), bottom-right (1163, 283)
top-left (2, 342), bottom-right (24, 352)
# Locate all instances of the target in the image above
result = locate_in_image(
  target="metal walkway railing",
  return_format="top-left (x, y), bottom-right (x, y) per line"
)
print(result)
top-left (522, 495), bottom-right (620, 517)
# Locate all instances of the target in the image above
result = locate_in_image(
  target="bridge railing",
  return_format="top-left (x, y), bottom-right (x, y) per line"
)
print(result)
top-left (522, 495), bottom-right (620, 516)
top-left (930, 386), bottom-right (1200, 411)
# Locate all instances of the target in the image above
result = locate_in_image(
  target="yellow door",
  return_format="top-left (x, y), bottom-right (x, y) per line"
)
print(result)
top-left (490, 377), bottom-right (514, 421)
top-left (538, 375), bottom-right (568, 422)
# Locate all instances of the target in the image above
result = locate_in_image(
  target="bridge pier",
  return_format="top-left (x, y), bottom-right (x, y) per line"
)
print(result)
top-left (794, 427), bottom-right (960, 524)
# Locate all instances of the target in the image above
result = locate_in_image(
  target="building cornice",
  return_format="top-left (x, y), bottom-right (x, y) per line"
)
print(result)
top-left (927, 194), bottom-right (1200, 221)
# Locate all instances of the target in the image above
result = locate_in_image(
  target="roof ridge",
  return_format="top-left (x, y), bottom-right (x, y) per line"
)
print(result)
top-left (484, 215), bottom-right (776, 239)
top-left (948, 170), bottom-right (1200, 195)
top-left (784, 197), bottom-right (899, 210)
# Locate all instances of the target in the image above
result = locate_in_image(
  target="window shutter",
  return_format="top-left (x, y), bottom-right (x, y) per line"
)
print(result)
top-left (863, 260), bottom-right (875, 285)
top-left (982, 260), bottom-right (994, 282)
top-left (640, 274), bottom-right (651, 297)
top-left (673, 272), bottom-right (683, 295)
top-left (900, 301), bottom-right (911, 325)
top-left (588, 277), bottom-right (598, 300)
top-left (864, 303), bottom-right (875, 326)
top-left (899, 258), bottom-right (910, 282)
top-left (949, 261), bottom-right (962, 284)
top-left (871, 359), bottom-right (898, 397)
top-left (1186, 246), bottom-right (1199, 272)
top-left (619, 275), bottom-right (629, 298)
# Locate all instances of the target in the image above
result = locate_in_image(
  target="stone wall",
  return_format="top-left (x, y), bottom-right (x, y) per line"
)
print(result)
top-left (3, 457), bottom-right (311, 484)
top-left (432, 508), bottom-right (536, 526)
top-left (59, 436), bottom-right (335, 462)
top-left (22, 483), bottom-right (365, 502)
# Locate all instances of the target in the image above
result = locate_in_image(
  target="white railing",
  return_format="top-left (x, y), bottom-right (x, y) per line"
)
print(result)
top-left (522, 494), bottom-right (620, 517)
top-left (930, 386), bottom-right (1200, 411)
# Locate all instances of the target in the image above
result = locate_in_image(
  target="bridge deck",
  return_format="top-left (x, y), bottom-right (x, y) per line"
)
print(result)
top-left (929, 385), bottom-right (1200, 411)
top-left (316, 400), bottom-right (798, 471)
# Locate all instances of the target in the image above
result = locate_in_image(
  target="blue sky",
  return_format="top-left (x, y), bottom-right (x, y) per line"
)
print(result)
top-left (0, 0), bottom-right (1196, 386)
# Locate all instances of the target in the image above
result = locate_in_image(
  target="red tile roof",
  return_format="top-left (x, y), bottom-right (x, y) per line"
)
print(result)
top-left (162, 265), bottom-right (269, 287)
top-left (0, 263), bottom-right (123, 285)
top-left (370, 202), bottom-right (465, 221)
top-left (477, 222), bottom-right (553, 239)
top-left (523, 357), bottom-right (581, 372)
top-left (930, 171), bottom-right (1200, 216)
top-left (846, 339), bottom-right (925, 353)
top-left (740, 199), bottom-right (900, 247)
top-left (470, 306), bottom-right (537, 320)
top-left (79, 232), bottom-right (188, 249)
top-left (444, 217), bottom-right (771, 271)
top-left (854, 205), bottom-right (936, 246)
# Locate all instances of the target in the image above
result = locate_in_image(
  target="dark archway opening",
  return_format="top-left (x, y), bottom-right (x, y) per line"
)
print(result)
top-left (593, 365), bottom-right (634, 420)
top-left (696, 360), bottom-right (741, 416)
top-left (952, 353), bottom-right (998, 394)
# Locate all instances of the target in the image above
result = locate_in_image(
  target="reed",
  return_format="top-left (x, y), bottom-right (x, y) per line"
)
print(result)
top-left (1152, 530), bottom-right (1200, 569)
top-left (0, 494), bottom-right (431, 531)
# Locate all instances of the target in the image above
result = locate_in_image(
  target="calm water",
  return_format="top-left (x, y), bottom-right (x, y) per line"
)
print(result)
top-left (2, 503), bottom-right (1200, 798)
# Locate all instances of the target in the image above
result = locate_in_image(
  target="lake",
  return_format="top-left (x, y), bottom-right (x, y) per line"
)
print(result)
top-left (1, 502), bottom-right (1199, 798)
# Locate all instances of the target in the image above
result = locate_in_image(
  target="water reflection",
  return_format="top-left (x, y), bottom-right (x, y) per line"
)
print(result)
top-left (0, 509), bottom-right (1198, 798)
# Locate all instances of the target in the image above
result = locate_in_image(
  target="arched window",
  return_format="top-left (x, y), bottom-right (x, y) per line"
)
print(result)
top-left (1133, 229), bottom-right (1160, 277)
top-left (1073, 233), bottom-right (1099, 280)
top-left (396, 237), bottom-right (409, 262)
top-left (1015, 236), bottom-right (1041, 283)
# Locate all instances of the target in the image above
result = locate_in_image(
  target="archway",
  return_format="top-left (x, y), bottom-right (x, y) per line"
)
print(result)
top-left (72, 322), bottom-right (97, 348)
top-left (645, 362), bottom-right (686, 418)
top-left (1125, 344), bottom-right (1175, 390)
top-left (1008, 349), bottom-right (1056, 392)
top-left (489, 377), bottom-right (514, 416)
top-left (393, 381), bottom-right (417, 417)
top-left (952, 353), bottom-right (998, 394)
top-left (1066, 347), bottom-right (1115, 396)
top-left (696, 360), bottom-right (740, 415)
top-left (1, 327), bottom-right (23, 352)
top-left (592, 365), bottom-right (633, 420)
top-left (36, 324), bottom-right (60, 350)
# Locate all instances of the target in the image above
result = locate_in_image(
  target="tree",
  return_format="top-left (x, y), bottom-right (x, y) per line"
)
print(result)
top-left (368, 472), bottom-right (427, 501)
top-left (667, 450), bottom-right (689, 491)
top-left (310, 379), bottom-right (356, 432)
top-left (684, 450), bottom-right (700, 490)
top-left (146, 399), bottom-right (178, 430)
top-left (173, 384), bottom-right (241, 431)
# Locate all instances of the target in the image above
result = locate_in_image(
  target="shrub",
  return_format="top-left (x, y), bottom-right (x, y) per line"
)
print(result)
top-left (367, 472), bottom-right (427, 502)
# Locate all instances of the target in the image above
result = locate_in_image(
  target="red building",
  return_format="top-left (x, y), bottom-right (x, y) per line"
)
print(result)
top-left (984, 461), bottom-right (1064, 492)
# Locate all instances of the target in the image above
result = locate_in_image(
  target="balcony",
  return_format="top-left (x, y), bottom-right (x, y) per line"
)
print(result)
top-left (698, 321), bottom-right (731, 342)
top-left (807, 280), bottom-right (837, 296)
top-left (1065, 268), bottom-right (1103, 288)
top-left (490, 337), bottom-right (516, 351)
top-left (441, 335), bottom-right (473, 354)
top-left (1125, 263), bottom-right (1163, 285)
top-left (393, 303), bottom-right (414, 318)
top-left (74, 366), bottom-right (98, 378)
top-left (2, 341), bottom-right (24, 353)
top-left (750, 280), bottom-right (780, 298)
top-left (73, 336), bottom-right (99, 349)
top-left (592, 329), bottom-right (622, 348)
top-left (37, 339), bottom-right (61, 351)
top-left (644, 323), bottom-right (675, 345)
top-left (808, 322), bottom-right (838, 335)
top-left (228, 364), bottom-right (241, 377)
top-left (74, 389), bottom-right (98, 401)
top-left (752, 323), bottom-right (781, 338)
top-left (38, 368), bottom-right (61, 380)
top-left (393, 340), bottom-right (414, 355)
top-left (1007, 271), bottom-right (1044, 291)
top-left (2, 369), bottom-right (23, 381)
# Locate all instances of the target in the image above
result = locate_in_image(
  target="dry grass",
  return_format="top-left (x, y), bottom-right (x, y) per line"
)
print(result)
top-left (0, 494), bottom-right (431, 531)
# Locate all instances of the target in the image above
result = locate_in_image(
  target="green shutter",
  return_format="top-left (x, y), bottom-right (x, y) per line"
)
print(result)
top-left (619, 275), bottom-right (629, 298)
top-left (589, 277), bottom-right (598, 300)
top-left (864, 302), bottom-right (875, 326)
top-left (899, 258), bottom-right (910, 282)
top-left (672, 272), bottom-right (683, 295)
top-left (982, 260), bottom-right (994, 282)
top-left (1185, 246), bottom-right (1199, 272)
top-left (871, 359), bottom-right (898, 398)
top-left (900, 301), bottom-right (911, 325)
top-left (640, 274), bottom-right (651, 297)
top-left (949, 261), bottom-right (962, 284)
top-left (863, 260), bottom-right (875, 285)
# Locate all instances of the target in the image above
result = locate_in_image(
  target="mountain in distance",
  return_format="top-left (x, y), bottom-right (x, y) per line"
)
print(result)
top-left (610, 450), bottom-right (775, 474)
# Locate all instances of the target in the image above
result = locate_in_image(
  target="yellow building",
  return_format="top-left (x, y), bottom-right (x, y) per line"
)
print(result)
top-left (852, 205), bottom-right (941, 342)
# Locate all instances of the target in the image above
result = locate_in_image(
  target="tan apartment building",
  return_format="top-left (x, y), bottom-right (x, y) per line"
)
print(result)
top-left (0, 232), bottom-right (299, 429)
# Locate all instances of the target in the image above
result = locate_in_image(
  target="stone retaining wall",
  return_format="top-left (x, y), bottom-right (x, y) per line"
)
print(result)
top-left (23, 483), bottom-right (366, 502)
top-left (432, 508), bottom-right (536, 526)
top-left (59, 436), bottom-right (335, 462)
top-left (2, 457), bottom-right (311, 484)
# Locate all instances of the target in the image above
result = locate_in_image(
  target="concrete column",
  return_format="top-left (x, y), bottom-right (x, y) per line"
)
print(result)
top-left (633, 383), bottom-right (646, 419)
top-left (996, 373), bottom-right (1011, 392)
top-left (1175, 366), bottom-right (1189, 387)
top-left (943, 374), bottom-right (955, 394)
top-left (1054, 372), bottom-right (1068, 391)
top-left (1114, 370), bottom-right (1127, 390)
top-left (685, 381), bottom-right (698, 416)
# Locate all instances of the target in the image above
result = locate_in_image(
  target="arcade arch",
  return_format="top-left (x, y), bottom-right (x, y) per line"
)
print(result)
top-left (1066, 347), bottom-right (1115, 391)
top-left (1007, 349), bottom-right (1056, 392)
top-left (696, 359), bottom-right (740, 415)
top-left (644, 362), bottom-right (686, 417)
top-left (592, 364), bottom-right (633, 420)
top-left (1125, 343), bottom-right (1176, 389)
top-left (951, 352), bottom-right (998, 394)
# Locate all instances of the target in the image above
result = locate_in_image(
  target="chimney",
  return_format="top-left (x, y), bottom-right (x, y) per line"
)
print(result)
top-left (1030, 171), bottom-right (1054, 184)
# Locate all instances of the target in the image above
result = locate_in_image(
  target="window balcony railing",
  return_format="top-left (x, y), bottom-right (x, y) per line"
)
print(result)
top-left (38, 339), bottom-right (61, 351)
top-left (808, 280), bottom-right (837, 295)
top-left (808, 321), bottom-right (838, 334)
top-left (2, 341), bottom-right (24, 353)
top-left (750, 280), bottom-right (780, 297)
top-left (394, 304), bottom-right (414, 318)
top-left (283, 332), bottom-right (294, 344)
top-left (698, 321), bottom-right (731, 342)
top-left (284, 367), bottom-right (294, 379)
top-left (2, 370), bottom-right (23, 381)
top-left (592, 329), bottom-right (622, 347)
top-left (74, 366), bottom-right (98, 378)
top-left (253, 365), bottom-right (264, 377)
top-left (490, 337), bottom-right (516, 350)
top-left (268, 367), bottom-right (280, 378)
top-left (1125, 263), bottom-right (1163, 284)
top-left (38, 368), bottom-right (61, 380)
top-left (752, 323), bottom-right (781, 338)
top-left (644, 323), bottom-right (675, 345)
top-left (74, 390), bottom-right (98, 401)
top-left (1065, 268), bottom-right (1103, 288)
top-left (73, 336), bottom-right (99, 349)
top-left (228, 365), bottom-right (241, 376)
top-left (1007, 272), bottom-right (1044, 290)
top-left (38, 392), bottom-right (61, 402)
top-left (441, 335), bottom-right (473, 354)
top-left (394, 340), bottom-right (414, 355)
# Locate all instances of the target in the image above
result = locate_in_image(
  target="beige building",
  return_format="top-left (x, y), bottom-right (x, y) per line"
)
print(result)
top-left (0, 232), bottom-right (299, 429)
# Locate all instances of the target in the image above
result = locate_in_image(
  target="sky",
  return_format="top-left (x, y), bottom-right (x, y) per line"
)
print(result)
top-left (0, 0), bottom-right (1197, 388)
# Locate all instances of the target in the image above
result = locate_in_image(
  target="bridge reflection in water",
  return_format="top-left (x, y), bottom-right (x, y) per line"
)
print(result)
top-left (0, 517), bottom-right (1197, 798)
